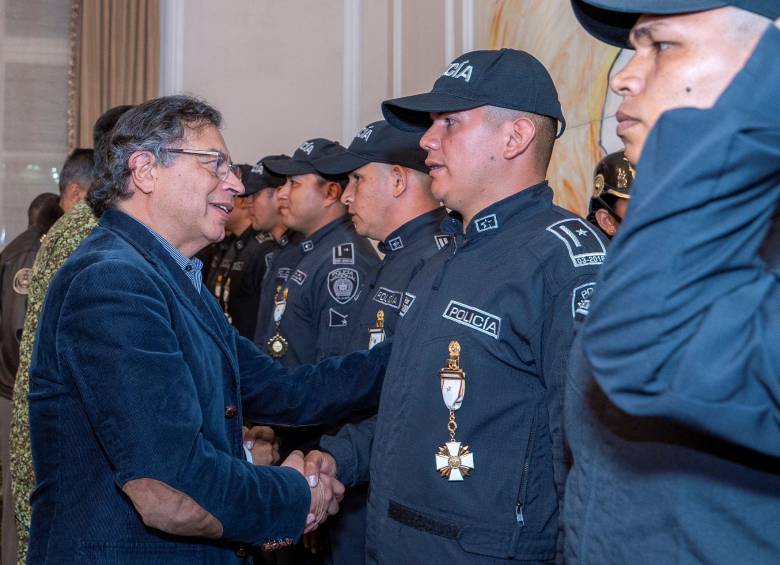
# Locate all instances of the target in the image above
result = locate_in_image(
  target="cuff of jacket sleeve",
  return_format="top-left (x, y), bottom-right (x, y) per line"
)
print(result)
top-left (318, 435), bottom-right (357, 488)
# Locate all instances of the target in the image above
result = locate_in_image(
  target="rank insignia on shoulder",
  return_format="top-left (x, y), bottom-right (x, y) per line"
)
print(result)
top-left (434, 234), bottom-right (453, 250)
top-left (329, 308), bottom-right (348, 328)
top-left (546, 218), bottom-right (606, 268)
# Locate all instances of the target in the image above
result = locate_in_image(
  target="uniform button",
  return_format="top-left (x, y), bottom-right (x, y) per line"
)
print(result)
top-left (224, 405), bottom-right (238, 418)
top-left (235, 545), bottom-right (248, 557)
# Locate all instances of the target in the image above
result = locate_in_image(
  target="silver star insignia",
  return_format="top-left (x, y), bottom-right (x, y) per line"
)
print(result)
top-left (576, 229), bottom-right (588, 236)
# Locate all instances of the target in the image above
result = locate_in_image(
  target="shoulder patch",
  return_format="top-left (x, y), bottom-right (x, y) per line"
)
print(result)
top-left (291, 269), bottom-right (307, 285)
top-left (399, 292), bottom-right (416, 317)
top-left (327, 268), bottom-right (359, 304)
top-left (372, 286), bottom-right (403, 309)
top-left (546, 218), bottom-right (606, 268)
top-left (13, 267), bottom-right (32, 295)
top-left (333, 243), bottom-right (355, 265)
top-left (329, 308), bottom-right (349, 327)
top-left (442, 300), bottom-right (501, 340)
top-left (572, 282), bottom-right (596, 319)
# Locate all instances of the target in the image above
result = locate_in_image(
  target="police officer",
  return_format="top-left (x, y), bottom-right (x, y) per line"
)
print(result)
top-left (0, 191), bottom-right (62, 562)
top-left (262, 139), bottom-right (380, 367)
top-left (208, 162), bottom-right (285, 339)
top-left (586, 150), bottom-right (633, 237)
top-left (563, 2), bottom-right (780, 564)
top-left (312, 120), bottom-right (446, 564)
top-left (306, 49), bottom-right (606, 563)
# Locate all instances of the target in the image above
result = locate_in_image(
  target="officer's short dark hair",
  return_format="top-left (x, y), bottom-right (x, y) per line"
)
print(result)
top-left (28, 192), bottom-right (63, 232)
top-left (318, 172), bottom-right (349, 192)
top-left (88, 95), bottom-right (222, 217)
top-left (59, 148), bottom-right (95, 197)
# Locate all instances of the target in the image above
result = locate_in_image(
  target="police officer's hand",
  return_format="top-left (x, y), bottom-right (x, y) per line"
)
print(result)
top-left (242, 425), bottom-right (280, 465)
top-left (302, 449), bottom-right (338, 486)
top-left (281, 450), bottom-right (344, 533)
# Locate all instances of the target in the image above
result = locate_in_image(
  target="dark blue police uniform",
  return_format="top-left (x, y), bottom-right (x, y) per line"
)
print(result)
top-left (323, 182), bottom-right (606, 563)
top-left (276, 216), bottom-right (379, 367)
top-left (565, 24), bottom-right (780, 565)
top-left (253, 230), bottom-right (302, 347)
top-left (321, 206), bottom-right (448, 565)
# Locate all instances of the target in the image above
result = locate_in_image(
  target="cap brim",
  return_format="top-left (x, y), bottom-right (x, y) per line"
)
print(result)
top-left (313, 151), bottom-right (370, 176)
top-left (382, 92), bottom-right (483, 132)
top-left (571, 0), bottom-right (726, 47)
top-left (263, 157), bottom-right (317, 176)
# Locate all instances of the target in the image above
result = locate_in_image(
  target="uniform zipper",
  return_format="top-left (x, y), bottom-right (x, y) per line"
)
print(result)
top-left (515, 415), bottom-right (537, 527)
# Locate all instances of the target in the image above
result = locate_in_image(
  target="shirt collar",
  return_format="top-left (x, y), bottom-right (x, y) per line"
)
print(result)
top-left (142, 225), bottom-right (204, 291)
top-left (378, 207), bottom-right (448, 254)
top-left (300, 216), bottom-right (351, 254)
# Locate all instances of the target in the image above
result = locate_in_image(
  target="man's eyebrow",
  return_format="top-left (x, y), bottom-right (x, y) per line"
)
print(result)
top-left (628, 22), bottom-right (664, 47)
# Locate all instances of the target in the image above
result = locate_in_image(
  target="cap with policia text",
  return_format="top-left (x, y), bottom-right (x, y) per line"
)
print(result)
top-left (314, 120), bottom-right (428, 176)
top-left (263, 138), bottom-right (347, 177)
top-left (381, 48), bottom-right (566, 137)
top-left (237, 155), bottom-right (289, 197)
top-left (572, 0), bottom-right (780, 48)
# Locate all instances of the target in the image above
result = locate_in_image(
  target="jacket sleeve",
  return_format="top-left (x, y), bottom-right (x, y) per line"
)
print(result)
top-left (57, 261), bottom-right (311, 545)
top-left (319, 415), bottom-right (376, 488)
top-left (238, 336), bottom-right (391, 427)
top-left (583, 26), bottom-right (780, 457)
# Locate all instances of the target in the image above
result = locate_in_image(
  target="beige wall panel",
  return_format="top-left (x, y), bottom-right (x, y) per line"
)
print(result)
top-left (181, 0), bottom-right (345, 163)
top-left (401, 0), bottom-right (446, 96)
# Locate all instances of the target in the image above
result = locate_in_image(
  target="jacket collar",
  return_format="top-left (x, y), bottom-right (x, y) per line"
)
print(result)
top-left (300, 216), bottom-right (352, 254)
top-left (98, 209), bottom-right (237, 371)
top-left (378, 207), bottom-right (448, 255)
top-left (442, 181), bottom-right (553, 242)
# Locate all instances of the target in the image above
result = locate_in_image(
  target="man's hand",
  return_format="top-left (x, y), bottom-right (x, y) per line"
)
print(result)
top-left (281, 451), bottom-right (344, 533)
top-left (242, 425), bottom-right (279, 466)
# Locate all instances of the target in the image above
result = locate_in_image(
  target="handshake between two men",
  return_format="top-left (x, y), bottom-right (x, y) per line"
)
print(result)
top-left (244, 426), bottom-right (343, 535)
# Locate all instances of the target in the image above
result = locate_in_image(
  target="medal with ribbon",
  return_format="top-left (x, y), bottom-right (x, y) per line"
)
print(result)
top-left (221, 276), bottom-right (232, 323)
top-left (265, 286), bottom-right (289, 358)
top-left (434, 341), bottom-right (474, 481)
top-left (367, 309), bottom-right (385, 349)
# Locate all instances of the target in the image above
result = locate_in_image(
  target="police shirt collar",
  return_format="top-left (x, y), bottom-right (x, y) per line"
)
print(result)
top-left (461, 181), bottom-right (553, 240)
top-left (234, 226), bottom-right (256, 250)
top-left (300, 216), bottom-right (352, 254)
top-left (379, 207), bottom-right (448, 254)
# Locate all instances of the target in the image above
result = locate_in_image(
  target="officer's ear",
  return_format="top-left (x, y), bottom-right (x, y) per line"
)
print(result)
top-left (594, 208), bottom-right (618, 237)
top-left (127, 151), bottom-right (158, 195)
top-left (503, 116), bottom-right (535, 160)
top-left (389, 165), bottom-right (408, 198)
top-left (321, 181), bottom-right (344, 207)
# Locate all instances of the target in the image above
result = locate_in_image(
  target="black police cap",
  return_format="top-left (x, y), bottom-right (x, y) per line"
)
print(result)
top-left (263, 138), bottom-right (347, 177)
top-left (381, 48), bottom-right (566, 137)
top-left (237, 155), bottom-right (289, 197)
top-left (572, 0), bottom-right (780, 48)
top-left (314, 120), bottom-right (428, 176)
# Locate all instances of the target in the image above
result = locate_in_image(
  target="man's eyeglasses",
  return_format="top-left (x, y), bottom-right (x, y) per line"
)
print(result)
top-left (166, 148), bottom-right (241, 181)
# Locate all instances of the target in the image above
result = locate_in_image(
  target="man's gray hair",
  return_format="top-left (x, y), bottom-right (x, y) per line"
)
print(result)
top-left (88, 95), bottom-right (222, 216)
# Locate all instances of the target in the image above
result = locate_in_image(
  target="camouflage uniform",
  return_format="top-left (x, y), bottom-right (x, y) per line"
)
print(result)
top-left (9, 201), bottom-right (96, 564)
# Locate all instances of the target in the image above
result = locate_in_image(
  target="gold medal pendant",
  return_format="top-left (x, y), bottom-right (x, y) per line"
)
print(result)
top-left (265, 287), bottom-right (289, 358)
top-left (434, 341), bottom-right (475, 481)
top-left (367, 309), bottom-right (385, 350)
